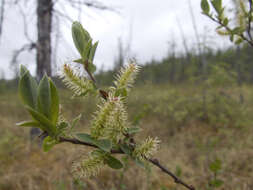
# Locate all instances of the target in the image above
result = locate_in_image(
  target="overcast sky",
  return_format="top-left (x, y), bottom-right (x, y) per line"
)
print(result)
top-left (0, 0), bottom-right (233, 79)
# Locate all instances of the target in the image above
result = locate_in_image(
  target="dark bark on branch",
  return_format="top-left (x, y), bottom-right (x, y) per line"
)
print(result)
top-left (58, 136), bottom-right (195, 190)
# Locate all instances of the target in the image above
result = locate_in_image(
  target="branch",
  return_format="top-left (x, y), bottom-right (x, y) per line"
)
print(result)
top-left (66, 0), bottom-right (119, 13)
top-left (207, 15), bottom-right (253, 47)
top-left (247, 0), bottom-right (253, 41)
top-left (17, 3), bottom-right (33, 43)
top-left (148, 158), bottom-right (195, 190)
top-left (10, 43), bottom-right (36, 74)
top-left (58, 136), bottom-right (195, 190)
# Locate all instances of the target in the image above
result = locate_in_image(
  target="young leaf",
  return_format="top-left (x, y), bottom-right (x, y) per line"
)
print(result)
top-left (88, 41), bottom-right (98, 63)
top-left (42, 136), bottom-right (58, 152)
top-left (25, 105), bottom-right (56, 136)
top-left (76, 133), bottom-right (112, 152)
top-left (82, 39), bottom-right (92, 61)
top-left (16, 120), bottom-right (42, 128)
top-left (76, 133), bottom-right (97, 144)
top-left (211, 0), bottom-right (222, 14)
top-left (73, 58), bottom-right (83, 64)
top-left (120, 143), bottom-right (132, 155)
top-left (49, 78), bottom-right (59, 125)
top-left (201, 0), bottom-right (210, 14)
top-left (18, 70), bottom-right (38, 109)
top-left (105, 155), bottom-right (123, 169)
top-left (37, 75), bottom-right (51, 118)
top-left (70, 114), bottom-right (82, 131)
top-left (72, 21), bottom-right (91, 57)
top-left (96, 139), bottom-right (112, 152)
top-left (19, 65), bottom-right (29, 78)
top-left (87, 63), bottom-right (96, 74)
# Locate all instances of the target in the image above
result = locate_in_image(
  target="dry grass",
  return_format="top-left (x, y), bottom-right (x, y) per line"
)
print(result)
top-left (0, 84), bottom-right (253, 190)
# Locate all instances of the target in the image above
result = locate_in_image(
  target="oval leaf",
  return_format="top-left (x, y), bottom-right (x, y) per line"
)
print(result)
top-left (88, 41), bottom-right (98, 63)
top-left (25, 105), bottom-right (56, 136)
top-left (42, 136), bottom-right (58, 152)
top-left (96, 139), bottom-right (112, 152)
top-left (105, 155), bottom-right (123, 169)
top-left (38, 75), bottom-right (51, 118)
top-left (72, 21), bottom-right (91, 57)
top-left (76, 133), bottom-right (97, 144)
top-left (18, 70), bottom-right (38, 109)
top-left (120, 143), bottom-right (132, 155)
top-left (49, 78), bottom-right (59, 125)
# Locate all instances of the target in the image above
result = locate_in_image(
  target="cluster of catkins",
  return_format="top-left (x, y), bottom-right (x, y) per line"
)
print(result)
top-left (60, 62), bottom-right (160, 178)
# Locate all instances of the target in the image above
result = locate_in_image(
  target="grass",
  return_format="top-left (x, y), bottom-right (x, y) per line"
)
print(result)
top-left (0, 83), bottom-right (253, 190)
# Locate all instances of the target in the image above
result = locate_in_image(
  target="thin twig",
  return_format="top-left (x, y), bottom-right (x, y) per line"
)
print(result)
top-left (207, 15), bottom-right (253, 47)
top-left (247, 0), bottom-right (253, 41)
top-left (58, 136), bottom-right (195, 190)
top-left (148, 158), bottom-right (195, 190)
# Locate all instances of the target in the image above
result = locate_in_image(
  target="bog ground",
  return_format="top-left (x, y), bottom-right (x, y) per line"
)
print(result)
top-left (0, 84), bottom-right (253, 190)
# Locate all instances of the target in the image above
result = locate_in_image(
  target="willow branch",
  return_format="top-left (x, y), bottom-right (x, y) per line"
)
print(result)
top-left (206, 15), bottom-right (253, 47)
top-left (247, 0), bottom-right (253, 41)
top-left (58, 136), bottom-right (195, 190)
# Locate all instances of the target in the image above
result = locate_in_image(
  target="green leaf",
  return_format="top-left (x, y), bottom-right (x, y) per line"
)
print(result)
top-left (105, 155), bottom-right (123, 169)
top-left (87, 63), bottom-right (96, 74)
top-left (201, 0), bottom-right (210, 14)
top-left (96, 139), bottom-right (112, 152)
top-left (16, 120), bottom-right (41, 128)
top-left (25, 106), bottom-right (56, 136)
top-left (73, 58), bottom-right (83, 64)
top-left (120, 143), bottom-right (132, 155)
top-left (126, 127), bottom-right (141, 134)
top-left (223, 17), bottom-right (229, 26)
top-left (235, 37), bottom-right (243, 45)
top-left (70, 114), bottom-right (82, 131)
top-left (76, 133), bottom-right (96, 144)
top-left (88, 41), bottom-right (98, 63)
top-left (49, 78), bottom-right (59, 125)
top-left (42, 136), bottom-right (58, 152)
top-left (72, 21), bottom-right (91, 57)
top-left (229, 34), bottom-right (234, 42)
top-left (19, 65), bottom-right (29, 78)
top-left (211, 0), bottom-right (222, 14)
top-left (37, 75), bottom-right (51, 118)
top-left (18, 70), bottom-right (38, 109)
top-left (76, 133), bottom-right (112, 152)
top-left (82, 39), bottom-right (92, 61)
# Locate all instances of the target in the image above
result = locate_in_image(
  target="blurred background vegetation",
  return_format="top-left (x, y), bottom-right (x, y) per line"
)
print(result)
top-left (1, 0), bottom-right (253, 189)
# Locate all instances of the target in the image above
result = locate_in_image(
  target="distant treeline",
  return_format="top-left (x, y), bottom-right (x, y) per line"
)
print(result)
top-left (1, 44), bottom-right (252, 93)
top-left (97, 44), bottom-right (253, 86)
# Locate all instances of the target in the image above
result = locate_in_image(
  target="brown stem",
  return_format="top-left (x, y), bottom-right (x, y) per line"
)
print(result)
top-left (84, 60), bottom-right (96, 84)
top-left (148, 158), bottom-right (195, 190)
top-left (58, 136), bottom-right (195, 190)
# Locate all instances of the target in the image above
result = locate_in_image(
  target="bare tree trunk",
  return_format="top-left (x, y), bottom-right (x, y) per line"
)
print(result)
top-left (36, 0), bottom-right (52, 80)
top-left (0, 0), bottom-right (5, 42)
